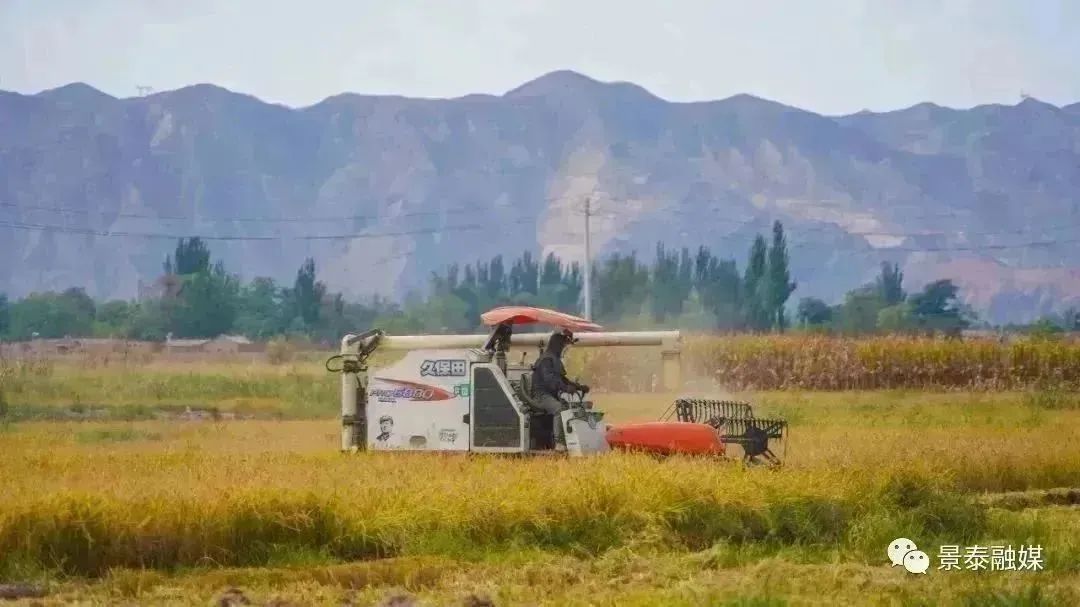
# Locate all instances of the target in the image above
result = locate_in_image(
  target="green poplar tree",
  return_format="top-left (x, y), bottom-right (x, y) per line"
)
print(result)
top-left (743, 234), bottom-right (769, 331)
top-left (766, 221), bottom-right (797, 331)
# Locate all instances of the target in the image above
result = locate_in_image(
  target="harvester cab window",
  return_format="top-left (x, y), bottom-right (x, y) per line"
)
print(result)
top-left (471, 365), bottom-right (525, 450)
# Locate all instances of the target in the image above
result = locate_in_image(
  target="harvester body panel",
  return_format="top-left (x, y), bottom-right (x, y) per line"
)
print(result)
top-left (367, 348), bottom-right (478, 452)
top-left (562, 409), bottom-right (611, 456)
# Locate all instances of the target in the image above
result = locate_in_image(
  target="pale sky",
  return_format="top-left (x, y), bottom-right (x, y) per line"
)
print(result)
top-left (2, 0), bottom-right (1078, 115)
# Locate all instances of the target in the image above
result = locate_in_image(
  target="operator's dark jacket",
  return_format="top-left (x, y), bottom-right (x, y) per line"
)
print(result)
top-left (532, 333), bottom-right (580, 398)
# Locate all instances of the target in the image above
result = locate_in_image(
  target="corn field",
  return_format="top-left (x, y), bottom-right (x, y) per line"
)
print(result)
top-left (572, 335), bottom-right (1080, 392)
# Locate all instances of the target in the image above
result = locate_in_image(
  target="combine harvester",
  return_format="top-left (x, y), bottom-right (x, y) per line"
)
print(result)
top-left (327, 306), bottom-right (787, 466)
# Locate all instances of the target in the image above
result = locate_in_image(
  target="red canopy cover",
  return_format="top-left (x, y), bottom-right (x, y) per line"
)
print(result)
top-left (480, 306), bottom-right (603, 332)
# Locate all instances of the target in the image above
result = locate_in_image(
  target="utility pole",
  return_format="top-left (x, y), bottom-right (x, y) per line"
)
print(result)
top-left (583, 196), bottom-right (592, 320)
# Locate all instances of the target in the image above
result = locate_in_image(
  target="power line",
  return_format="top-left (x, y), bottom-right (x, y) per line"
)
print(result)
top-left (569, 213), bottom-right (1080, 254)
top-left (0, 201), bottom-right (491, 223)
top-left (0, 192), bottom-right (591, 223)
top-left (13, 196), bottom-right (1071, 240)
top-left (3, 199), bottom-right (1078, 253)
top-left (0, 195), bottom-right (592, 239)
top-left (585, 195), bottom-right (1011, 221)
top-left (583, 202), bottom-right (1080, 240)
top-left (0, 217), bottom-right (539, 241)
top-left (815, 237), bottom-right (1080, 254)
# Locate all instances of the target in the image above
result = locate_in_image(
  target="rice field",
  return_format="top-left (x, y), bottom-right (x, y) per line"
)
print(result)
top-left (0, 341), bottom-right (1078, 605)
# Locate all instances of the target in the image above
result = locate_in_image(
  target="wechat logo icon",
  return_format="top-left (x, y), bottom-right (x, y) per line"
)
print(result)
top-left (888, 538), bottom-right (929, 574)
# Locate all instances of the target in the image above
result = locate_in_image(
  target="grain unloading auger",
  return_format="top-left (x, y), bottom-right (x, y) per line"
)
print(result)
top-left (327, 306), bottom-right (788, 467)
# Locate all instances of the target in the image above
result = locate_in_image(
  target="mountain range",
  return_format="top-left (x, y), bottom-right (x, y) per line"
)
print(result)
top-left (3, 70), bottom-right (1080, 324)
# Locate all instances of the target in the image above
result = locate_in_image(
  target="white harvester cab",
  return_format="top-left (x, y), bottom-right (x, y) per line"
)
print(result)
top-left (329, 306), bottom-right (682, 457)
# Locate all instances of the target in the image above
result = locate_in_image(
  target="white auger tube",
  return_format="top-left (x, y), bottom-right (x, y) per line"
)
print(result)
top-left (373, 330), bottom-right (680, 350)
top-left (340, 334), bottom-right (359, 451)
top-left (370, 331), bottom-right (683, 392)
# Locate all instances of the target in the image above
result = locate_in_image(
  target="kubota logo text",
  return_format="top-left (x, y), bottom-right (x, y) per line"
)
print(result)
top-left (371, 378), bottom-right (454, 402)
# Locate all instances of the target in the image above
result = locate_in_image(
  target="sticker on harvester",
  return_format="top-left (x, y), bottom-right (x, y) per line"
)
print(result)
top-left (371, 378), bottom-right (454, 402)
top-left (374, 415), bottom-right (399, 448)
top-left (420, 359), bottom-right (467, 377)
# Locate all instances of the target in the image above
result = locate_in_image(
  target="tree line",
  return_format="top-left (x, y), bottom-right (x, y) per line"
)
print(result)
top-left (0, 222), bottom-right (798, 340)
top-left (408, 220), bottom-right (798, 333)
top-left (0, 221), bottom-right (1073, 342)
top-left (794, 263), bottom-right (977, 336)
top-left (0, 238), bottom-right (361, 343)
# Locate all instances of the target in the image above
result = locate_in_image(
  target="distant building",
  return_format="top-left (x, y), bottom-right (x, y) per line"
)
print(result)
top-left (164, 333), bottom-right (211, 352)
top-left (207, 334), bottom-right (259, 353)
top-left (164, 333), bottom-right (260, 353)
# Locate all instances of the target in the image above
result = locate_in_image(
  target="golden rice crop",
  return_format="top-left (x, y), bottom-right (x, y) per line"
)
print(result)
top-left (3, 342), bottom-right (1080, 604)
top-left (2, 389), bottom-right (1079, 579)
top-left (0, 449), bottom-right (978, 577)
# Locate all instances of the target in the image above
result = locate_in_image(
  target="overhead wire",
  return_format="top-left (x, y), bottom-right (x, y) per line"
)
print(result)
top-left (7, 190), bottom-right (1071, 238)
top-left (581, 198), bottom-right (1080, 241)
top-left (572, 202), bottom-right (1080, 253)
top-left (0, 216), bottom-right (541, 241)
top-left (0, 192), bottom-right (592, 223)
top-left (2, 193), bottom-right (1078, 253)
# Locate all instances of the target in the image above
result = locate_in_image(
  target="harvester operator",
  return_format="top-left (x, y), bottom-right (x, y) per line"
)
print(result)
top-left (531, 329), bottom-right (590, 450)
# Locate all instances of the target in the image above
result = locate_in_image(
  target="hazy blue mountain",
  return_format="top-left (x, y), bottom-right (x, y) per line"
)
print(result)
top-left (3, 71), bottom-right (1079, 323)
